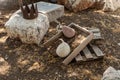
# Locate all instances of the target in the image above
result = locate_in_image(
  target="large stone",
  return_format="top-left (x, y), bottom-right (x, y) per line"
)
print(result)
top-left (103, 0), bottom-right (120, 11)
top-left (58, 0), bottom-right (120, 12)
top-left (58, 0), bottom-right (105, 12)
top-left (5, 10), bottom-right (49, 45)
top-left (37, 1), bottom-right (64, 22)
top-left (102, 67), bottom-right (120, 80)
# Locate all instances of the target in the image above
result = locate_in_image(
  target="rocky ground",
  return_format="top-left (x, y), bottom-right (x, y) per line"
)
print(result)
top-left (0, 8), bottom-right (120, 80)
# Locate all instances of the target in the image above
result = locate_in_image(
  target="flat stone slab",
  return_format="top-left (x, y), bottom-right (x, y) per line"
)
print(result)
top-left (37, 1), bottom-right (64, 22)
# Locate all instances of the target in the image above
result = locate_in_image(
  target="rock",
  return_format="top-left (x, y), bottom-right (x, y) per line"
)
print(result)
top-left (103, 0), bottom-right (120, 11)
top-left (5, 10), bottom-right (49, 45)
top-left (57, 0), bottom-right (120, 12)
top-left (102, 66), bottom-right (120, 80)
top-left (56, 39), bottom-right (70, 58)
top-left (37, 1), bottom-right (64, 22)
top-left (71, 0), bottom-right (94, 12)
top-left (0, 57), bottom-right (10, 75)
top-left (103, 0), bottom-right (115, 11)
top-left (58, 0), bottom-right (104, 12)
top-left (62, 26), bottom-right (75, 38)
top-left (118, 43), bottom-right (120, 46)
top-left (112, 0), bottom-right (120, 11)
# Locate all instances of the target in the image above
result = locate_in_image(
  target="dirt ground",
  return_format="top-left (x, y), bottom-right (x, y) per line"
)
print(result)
top-left (0, 8), bottom-right (120, 80)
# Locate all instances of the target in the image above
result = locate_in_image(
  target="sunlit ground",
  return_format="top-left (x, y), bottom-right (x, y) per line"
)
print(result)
top-left (0, 9), bottom-right (120, 80)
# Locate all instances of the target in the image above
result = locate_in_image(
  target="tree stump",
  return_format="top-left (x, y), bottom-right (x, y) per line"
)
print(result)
top-left (5, 10), bottom-right (49, 45)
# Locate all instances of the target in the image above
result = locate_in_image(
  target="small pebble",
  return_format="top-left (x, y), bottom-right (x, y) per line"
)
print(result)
top-left (118, 43), bottom-right (120, 46)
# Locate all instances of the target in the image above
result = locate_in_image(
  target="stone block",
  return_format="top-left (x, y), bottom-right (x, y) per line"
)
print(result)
top-left (37, 1), bottom-right (64, 22)
top-left (5, 10), bottom-right (49, 45)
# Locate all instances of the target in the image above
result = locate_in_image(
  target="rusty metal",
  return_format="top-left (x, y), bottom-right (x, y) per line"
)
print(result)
top-left (19, 0), bottom-right (38, 19)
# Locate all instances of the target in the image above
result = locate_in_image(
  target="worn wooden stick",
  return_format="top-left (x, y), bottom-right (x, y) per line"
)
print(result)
top-left (69, 23), bottom-right (90, 34)
top-left (43, 31), bottom-right (63, 47)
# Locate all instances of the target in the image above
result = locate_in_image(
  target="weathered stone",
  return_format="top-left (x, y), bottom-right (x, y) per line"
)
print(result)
top-left (102, 67), bottom-right (120, 80)
top-left (37, 1), bottom-right (64, 22)
top-left (118, 43), bottom-right (120, 46)
top-left (72, 0), bottom-right (93, 12)
top-left (0, 57), bottom-right (10, 75)
top-left (5, 10), bottom-right (49, 45)
top-left (103, 0), bottom-right (120, 11)
top-left (62, 26), bottom-right (75, 38)
top-left (58, 0), bottom-right (120, 12)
